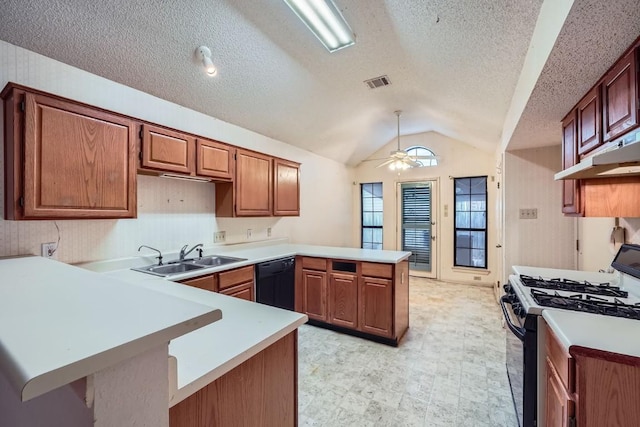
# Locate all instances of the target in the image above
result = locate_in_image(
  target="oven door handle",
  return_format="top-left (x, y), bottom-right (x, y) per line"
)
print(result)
top-left (500, 295), bottom-right (525, 341)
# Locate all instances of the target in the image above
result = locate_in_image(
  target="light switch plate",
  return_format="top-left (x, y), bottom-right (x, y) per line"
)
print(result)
top-left (519, 208), bottom-right (538, 219)
top-left (214, 231), bottom-right (226, 243)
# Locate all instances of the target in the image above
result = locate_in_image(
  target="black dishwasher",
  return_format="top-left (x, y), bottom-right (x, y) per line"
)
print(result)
top-left (255, 257), bottom-right (295, 311)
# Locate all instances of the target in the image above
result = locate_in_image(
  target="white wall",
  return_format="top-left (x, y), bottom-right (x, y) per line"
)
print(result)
top-left (504, 146), bottom-right (575, 273)
top-left (0, 40), bottom-right (354, 264)
top-left (354, 131), bottom-right (497, 285)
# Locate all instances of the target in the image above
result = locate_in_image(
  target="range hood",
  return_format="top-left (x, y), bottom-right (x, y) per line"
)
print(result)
top-left (555, 139), bottom-right (640, 180)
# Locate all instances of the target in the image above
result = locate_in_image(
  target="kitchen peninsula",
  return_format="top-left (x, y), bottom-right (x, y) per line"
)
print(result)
top-left (0, 242), bottom-right (410, 427)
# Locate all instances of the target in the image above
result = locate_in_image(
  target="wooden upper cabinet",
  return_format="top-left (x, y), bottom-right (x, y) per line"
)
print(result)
top-left (196, 138), bottom-right (234, 180)
top-left (2, 85), bottom-right (137, 219)
top-left (602, 49), bottom-right (639, 143)
top-left (237, 149), bottom-right (272, 215)
top-left (561, 111), bottom-right (581, 215)
top-left (223, 149), bottom-right (272, 217)
top-left (577, 86), bottom-right (602, 156)
top-left (273, 158), bottom-right (300, 216)
top-left (140, 124), bottom-right (195, 175)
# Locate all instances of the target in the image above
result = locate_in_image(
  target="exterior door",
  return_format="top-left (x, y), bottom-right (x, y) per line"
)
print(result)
top-left (397, 181), bottom-right (437, 278)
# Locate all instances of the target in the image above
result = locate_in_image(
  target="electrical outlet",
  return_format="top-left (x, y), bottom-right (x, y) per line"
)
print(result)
top-left (214, 231), bottom-right (226, 243)
top-left (41, 242), bottom-right (56, 258)
top-left (267, 227), bottom-right (272, 237)
top-left (519, 208), bottom-right (538, 219)
top-left (473, 276), bottom-right (481, 281)
top-left (246, 229), bottom-right (252, 239)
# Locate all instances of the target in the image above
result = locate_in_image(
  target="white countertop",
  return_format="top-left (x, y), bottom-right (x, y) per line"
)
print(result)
top-left (542, 309), bottom-right (640, 358)
top-left (80, 242), bottom-right (412, 281)
top-left (75, 241), bottom-right (407, 405)
top-left (107, 271), bottom-right (307, 405)
top-left (0, 257), bottom-right (221, 402)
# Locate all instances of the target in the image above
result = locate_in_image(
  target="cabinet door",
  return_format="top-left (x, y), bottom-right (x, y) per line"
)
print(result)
top-left (577, 86), bottom-right (602, 156)
top-left (561, 111), bottom-right (581, 215)
top-left (220, 281), bottom-right (254, 301)
top-left (235, 149), bottom-right (273, 216)
top-left (302, 269), bottom-right (327, 322)
top-left (179, 274), bottom-right (218, 292)
top-left (273, 158), bottom-right (300, 216)
top-left (328, 273), bottom-right (358, 329)
top-left (141, 124), bottom-right (195, 174)
top-left (196, 138), bottom-right (234, 180)
top-left (602, 50), bottom-right (638, 142)
top-left (545, 358), bottom-right (574, 427)
top-left (22, 92), bottom-right (136, 218)
top-left (359, 276), bottom-right (393, 337)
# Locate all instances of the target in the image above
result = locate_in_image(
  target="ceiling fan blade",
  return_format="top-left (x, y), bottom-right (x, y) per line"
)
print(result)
top-left (376, 158), bottom-right (395, 168)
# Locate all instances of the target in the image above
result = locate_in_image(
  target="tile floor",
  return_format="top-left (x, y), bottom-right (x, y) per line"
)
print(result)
top-left (297, 277), bottom-right (517, 427)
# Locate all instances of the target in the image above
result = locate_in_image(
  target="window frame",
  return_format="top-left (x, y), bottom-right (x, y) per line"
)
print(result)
top-left (361, 182), bottom-right (383, 250)
top-left (453, 176), bottom-right (488, 269)
top-left (405, 146), bottom-right (438, 167)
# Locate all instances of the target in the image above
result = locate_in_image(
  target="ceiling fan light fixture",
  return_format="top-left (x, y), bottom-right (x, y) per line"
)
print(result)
top-left (283, 0), bottom-right (355, 52)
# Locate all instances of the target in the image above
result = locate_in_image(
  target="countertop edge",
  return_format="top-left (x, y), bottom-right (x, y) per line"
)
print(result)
top-left (20, 308), bottom-right (222, 402)
top-left (169, 314), bottom-right (307, 407)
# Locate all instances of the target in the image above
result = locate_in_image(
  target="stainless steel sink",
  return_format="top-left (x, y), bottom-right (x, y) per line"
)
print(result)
top-left (131, 255), bottom-right (246, 277)
top-left (183, 255), bottom-right (247, 267)
top-left (132, 262), bottom-right (205, 277)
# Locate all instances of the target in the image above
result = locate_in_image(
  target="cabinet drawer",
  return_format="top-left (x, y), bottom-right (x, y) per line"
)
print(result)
top-left (546, 324), bottom-right (575, 392)
top-left (301, 257), bottom-right (327, 271)
top-left (179, 274), bottom-right (217, 292)
top-left (361, 262), bottom-right (393, 279)
top-left (220, 281), bottom-right (253, 301)
top-left (219, 265), bottom-right (254, 290)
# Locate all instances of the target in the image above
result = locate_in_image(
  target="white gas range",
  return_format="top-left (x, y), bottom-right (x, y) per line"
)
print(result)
top-left (501, 244), bottom-right (640, 427)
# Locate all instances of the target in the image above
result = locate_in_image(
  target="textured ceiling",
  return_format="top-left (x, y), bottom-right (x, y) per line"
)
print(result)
top-left (507, 0), bottom-right (640, 151)
top-left (0, 0), bottom-right (544, 165)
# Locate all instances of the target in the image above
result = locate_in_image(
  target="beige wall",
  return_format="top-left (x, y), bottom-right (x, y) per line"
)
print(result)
top-left (354, 131), bottom-right (497, 285)
top-left (578, 218), bottom-right (640, 272)
top-left (0, 40), bottom-right (354, 263)
top-left (503, 146), bottom-right (576, 273)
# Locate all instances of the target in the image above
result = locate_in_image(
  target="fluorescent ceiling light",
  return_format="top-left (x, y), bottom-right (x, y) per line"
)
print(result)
top-left (283, 0), bottom-right (355, 52)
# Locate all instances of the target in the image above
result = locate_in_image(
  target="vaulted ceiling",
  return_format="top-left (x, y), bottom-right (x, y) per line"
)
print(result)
top-left (0, 1), bottom-right (638, 165)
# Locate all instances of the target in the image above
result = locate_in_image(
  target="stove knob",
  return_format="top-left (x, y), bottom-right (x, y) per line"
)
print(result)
top-left (513, 303), bottom-right (524, 317)
top-left (503, 283), bottom-right (513, 293)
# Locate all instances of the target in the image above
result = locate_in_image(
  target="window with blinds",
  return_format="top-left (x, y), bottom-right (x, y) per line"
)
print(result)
top-left (454, 176), bottom-right (487, 268)
top-left (361, 183), bottom-right (383, 249)
top-left (401, 182), bottom-right (432, 271)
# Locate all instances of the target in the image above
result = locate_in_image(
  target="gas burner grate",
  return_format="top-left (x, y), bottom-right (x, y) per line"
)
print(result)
top-left (531, 289), bottom-right (640, 319)
top-left (519, 275), bottom-right (628, 298)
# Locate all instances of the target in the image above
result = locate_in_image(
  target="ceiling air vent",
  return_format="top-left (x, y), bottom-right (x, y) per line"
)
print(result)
top-left (364, 75), bottom-right (391, 89)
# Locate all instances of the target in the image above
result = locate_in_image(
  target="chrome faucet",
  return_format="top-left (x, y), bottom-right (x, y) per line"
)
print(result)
top-left (138, 245), bottom-right (163, 265)
top-left (180, 243), bottom-right (204, 261)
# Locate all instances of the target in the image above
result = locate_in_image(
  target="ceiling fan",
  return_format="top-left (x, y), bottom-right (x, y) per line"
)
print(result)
top-left (371, 111), bottom-right (437, 170)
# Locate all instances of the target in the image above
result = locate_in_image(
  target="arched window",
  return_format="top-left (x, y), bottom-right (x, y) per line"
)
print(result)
top-left (405, 146), bottom-right (438, 166)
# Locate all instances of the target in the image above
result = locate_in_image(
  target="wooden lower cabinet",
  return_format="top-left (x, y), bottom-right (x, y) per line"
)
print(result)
top-left (219, 281), bottom-right (253, 301)
top-left (328, 272), bottom-right (358, 329)
top-left (359, 276), bottom-right (393, 338)
top-left (302, 269), bottom-right (327, 322)
top-left (296, 257), bottom-right (408, 345)
top-left (179, 265), bottom-right (255, 302)
top-left (179, 274), bottom-right (217, 292)
top-left (545, 358), bottom-right (574, 427)
top-left (169, 331), bottom-right (297, 427)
